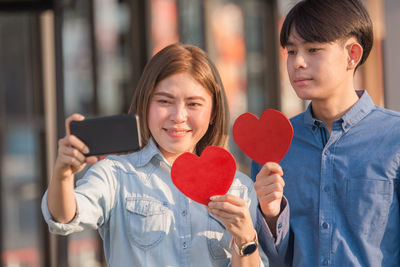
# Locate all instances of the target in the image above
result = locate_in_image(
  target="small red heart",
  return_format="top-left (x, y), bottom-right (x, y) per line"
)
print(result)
top-left (171, 146), bottom-right (236, 205)
top-left (232, 109), bottom-right (293, 165)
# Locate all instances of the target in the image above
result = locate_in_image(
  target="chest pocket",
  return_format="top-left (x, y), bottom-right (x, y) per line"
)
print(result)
top-left (345, 178), bottom-right (393, 238)
top-left (207, 213), bottom-right (231, 263)
top-left (125, 197), bottom-right (170, 250)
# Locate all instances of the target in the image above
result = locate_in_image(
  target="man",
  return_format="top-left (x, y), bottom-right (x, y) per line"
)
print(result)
top-left (253, 0), bottom-right (400, 266)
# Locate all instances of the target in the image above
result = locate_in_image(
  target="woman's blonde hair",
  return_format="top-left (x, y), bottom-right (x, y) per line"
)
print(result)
top-left (129, 43), bottom-right (229, 155)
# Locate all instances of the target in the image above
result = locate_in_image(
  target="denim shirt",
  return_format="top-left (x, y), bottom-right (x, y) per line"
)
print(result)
top-left (253, 91), bottom-right (400, 267)
top-left (42, 138), bottom-right (267, 267)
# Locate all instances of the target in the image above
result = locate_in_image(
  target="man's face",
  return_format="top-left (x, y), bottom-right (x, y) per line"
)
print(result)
top-left (285, 27), bottom-right (351, 102)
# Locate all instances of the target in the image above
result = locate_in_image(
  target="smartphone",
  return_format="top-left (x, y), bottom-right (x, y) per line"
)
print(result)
top-left (70, 114), bottom-right (142, 156)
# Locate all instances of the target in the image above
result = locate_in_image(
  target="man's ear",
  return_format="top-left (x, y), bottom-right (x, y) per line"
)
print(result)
top-left (346, 40), bottom-right (363, 70)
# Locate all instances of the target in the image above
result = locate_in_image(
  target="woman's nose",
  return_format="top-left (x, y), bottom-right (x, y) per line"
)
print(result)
top-left (171, 104), bottom-right (187, 123)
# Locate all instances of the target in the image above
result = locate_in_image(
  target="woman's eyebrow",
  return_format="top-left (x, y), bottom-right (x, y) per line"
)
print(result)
top-left (153, 91), bottom-right (174, 98)
top-left (186, 96), bottom-right (206, 101)
top-left (154, 91), bottom-right (207, 101)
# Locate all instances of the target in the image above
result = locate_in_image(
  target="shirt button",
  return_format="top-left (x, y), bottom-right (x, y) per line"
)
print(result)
top-left (182, 242), bottom-right (187, 249)
top-left (181, 210), bottom-right (187, 216)
top-left (323, 185), bottom-right (330, 192)
top-left (278, 223), bottom-right (283, 229)
top-left (322, 258), bottom-right (329, 265)
top-left (322, 222), bottom-right (329, 229)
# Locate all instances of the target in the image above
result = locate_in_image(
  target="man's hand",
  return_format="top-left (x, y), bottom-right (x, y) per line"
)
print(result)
top-left (254, 162), bottom-right (285, 235)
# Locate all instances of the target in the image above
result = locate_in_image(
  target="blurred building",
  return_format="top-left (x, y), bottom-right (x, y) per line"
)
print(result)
top-left (0, 0), bottom-right (398, 266)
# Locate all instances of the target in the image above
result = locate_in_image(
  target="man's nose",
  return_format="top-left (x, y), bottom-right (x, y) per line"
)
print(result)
top-left (294, 53), bottom-right (307, 69)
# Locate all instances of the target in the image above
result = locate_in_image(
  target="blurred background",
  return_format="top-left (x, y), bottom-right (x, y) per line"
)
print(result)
top-left (0, 0), bottom-right (399, 266)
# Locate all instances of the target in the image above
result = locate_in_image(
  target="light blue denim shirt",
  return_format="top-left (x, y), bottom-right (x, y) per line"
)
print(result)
top-left (42, 138), bottom-right (268, 267)
top-left (253, 90), bottom-right (400, 266)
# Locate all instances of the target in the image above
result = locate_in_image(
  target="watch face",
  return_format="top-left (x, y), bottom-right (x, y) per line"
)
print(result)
top-left (242, 243), bottom-right (257, 255)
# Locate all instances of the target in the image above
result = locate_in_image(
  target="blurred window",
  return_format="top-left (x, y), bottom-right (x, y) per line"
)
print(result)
top-left (0, 13), bottom-right (45, 267)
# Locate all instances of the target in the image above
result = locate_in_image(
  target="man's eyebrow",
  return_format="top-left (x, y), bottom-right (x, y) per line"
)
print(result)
top-left (286, 40), bottom-right (317, 47)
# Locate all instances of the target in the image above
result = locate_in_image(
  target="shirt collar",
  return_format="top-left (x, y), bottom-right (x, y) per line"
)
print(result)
top-left (341, 90), bottom-right (375, 130)
top-left (135, 137), bottom-right (171, 167)
top-left (303, 90), bottom-right (376, 131)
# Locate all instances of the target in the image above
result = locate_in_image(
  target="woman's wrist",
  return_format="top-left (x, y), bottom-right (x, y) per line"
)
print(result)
top-left (230, 230), bottom-right (258, 257)
top-left (232, 229), bottom-right (257, 247)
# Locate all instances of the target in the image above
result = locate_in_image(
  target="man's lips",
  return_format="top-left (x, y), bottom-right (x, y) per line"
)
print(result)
top-left (293, 77), bottom-right (312, 86)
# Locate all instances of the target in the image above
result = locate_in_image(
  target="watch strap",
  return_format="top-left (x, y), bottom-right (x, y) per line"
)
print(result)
top-left (230, 231), bottom-right (258, 256)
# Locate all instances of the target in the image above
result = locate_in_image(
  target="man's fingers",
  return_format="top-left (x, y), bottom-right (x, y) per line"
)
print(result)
top-left (254, 169), bottom-right (285, 218)
top-left (255, 181), bottom-right (284, 195)
top-left (257, 187), bottom-right (284, 203)
top-left (257, 162), bottom-right (284, 178)
top-left (254, 172), bottom-right (285, 191)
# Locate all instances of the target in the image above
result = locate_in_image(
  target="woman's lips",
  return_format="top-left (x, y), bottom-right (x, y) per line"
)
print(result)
top-left (164, 128), bottom-right (191, 137)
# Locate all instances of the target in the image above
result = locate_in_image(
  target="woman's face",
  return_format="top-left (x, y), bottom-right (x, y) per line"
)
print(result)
top-left (147, 72), bottom-right (213, 164)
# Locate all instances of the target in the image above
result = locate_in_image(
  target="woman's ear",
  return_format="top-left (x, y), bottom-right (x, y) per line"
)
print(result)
top-left (209, 106), bottom-right (216, 126)
top-left (209, 114), bottom-right (215, 125)
top-left (346, 40), bottom-right (363, 70)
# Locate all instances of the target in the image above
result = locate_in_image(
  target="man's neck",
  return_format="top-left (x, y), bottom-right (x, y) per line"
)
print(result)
top-left (311, 90), bottom-right (360, 134)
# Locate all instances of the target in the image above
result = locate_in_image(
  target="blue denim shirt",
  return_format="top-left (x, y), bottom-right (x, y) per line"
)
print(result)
top-left (253, 91), bottom-right (400, 266)
top-left (42, 138), bottom-right (268, 267)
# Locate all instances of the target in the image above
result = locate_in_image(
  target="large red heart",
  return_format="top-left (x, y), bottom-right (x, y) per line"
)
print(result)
top-left (171, 146), bottom-right (236, 205)
top-left (233, 109), bottom-right (293, 165)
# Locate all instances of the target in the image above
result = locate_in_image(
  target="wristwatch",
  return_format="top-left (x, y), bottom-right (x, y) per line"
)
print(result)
top-left (231, 232), bottom-right (258, 257)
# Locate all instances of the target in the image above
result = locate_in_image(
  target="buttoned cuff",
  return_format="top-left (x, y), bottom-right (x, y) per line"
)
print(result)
top-left (256, 196), bottom-right (289, 257)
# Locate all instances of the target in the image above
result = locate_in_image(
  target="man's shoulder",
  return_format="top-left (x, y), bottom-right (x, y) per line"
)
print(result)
top-left (368, 106), bottom-right (400, 131)
top-left (373, 106), bottom-right (400, 119)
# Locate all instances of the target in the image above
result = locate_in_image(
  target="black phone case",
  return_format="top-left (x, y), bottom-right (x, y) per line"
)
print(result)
top-left (70, 114), bottom-right (142, 156)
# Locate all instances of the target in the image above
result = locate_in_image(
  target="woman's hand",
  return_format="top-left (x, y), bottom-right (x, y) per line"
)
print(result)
top-left (207, 194), bottom-right (256, 246)
top-left (53, 113), bottom-right (98, 180)
top-left (207, 194), bottom-right (260, 266)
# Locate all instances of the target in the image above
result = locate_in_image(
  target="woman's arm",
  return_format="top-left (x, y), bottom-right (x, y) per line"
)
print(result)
top-left (47, 114), bottom-right (98, 223)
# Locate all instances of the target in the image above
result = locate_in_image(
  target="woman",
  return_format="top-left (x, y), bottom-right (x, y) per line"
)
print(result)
top-left (42, 43), bottom-right (266, 266)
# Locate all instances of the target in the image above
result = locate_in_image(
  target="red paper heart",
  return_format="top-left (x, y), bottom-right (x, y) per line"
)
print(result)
top-left (232, 109), bottom-right (293, 165)
top-left (171, 146), bottom-right (236, 205)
